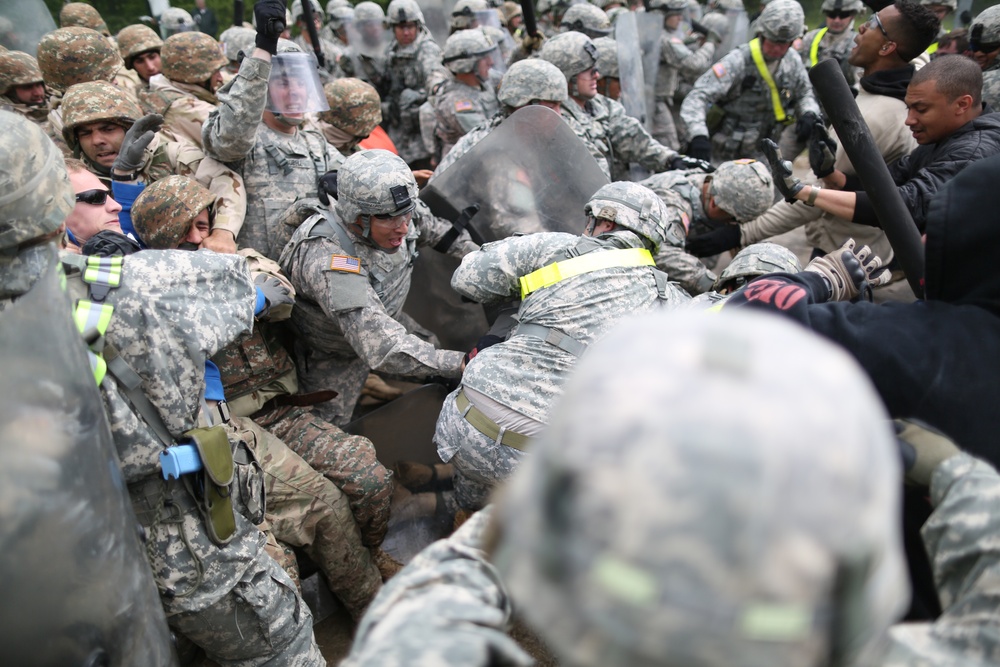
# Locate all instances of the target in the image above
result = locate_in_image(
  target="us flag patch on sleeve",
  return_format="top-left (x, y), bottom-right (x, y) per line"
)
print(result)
top-left (330, 254), bottom-right (361, 273)
top-left (712, 63), bottom-right (726, 78)
top-left (454, 100), bottom-right (474, 112)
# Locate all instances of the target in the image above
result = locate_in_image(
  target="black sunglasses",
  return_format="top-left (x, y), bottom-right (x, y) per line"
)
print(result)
top-left (825, 10), bottom-right (855, 19)
top-left (75, 188), bottom-right (111, 205)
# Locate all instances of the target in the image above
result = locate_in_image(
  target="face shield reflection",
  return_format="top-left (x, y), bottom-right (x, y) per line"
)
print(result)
top-left (266, 52), bottom-right (330, 114)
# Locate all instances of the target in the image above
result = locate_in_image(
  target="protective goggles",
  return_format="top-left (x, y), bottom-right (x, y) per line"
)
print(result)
top-left (825, 10), bottom-right (855, 19)
top-left (75, 188), bottom-right (111, 206)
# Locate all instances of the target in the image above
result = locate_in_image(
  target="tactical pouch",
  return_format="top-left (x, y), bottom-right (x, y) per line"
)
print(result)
top-left (706, 104), bottom-right (726, 134)
top-left (232, 440), bottom-right (266, 526)
top-left (183, 426), bottom-right (237, 546)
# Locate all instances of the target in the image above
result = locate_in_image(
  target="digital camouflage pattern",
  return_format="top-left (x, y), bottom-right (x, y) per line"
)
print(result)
top-left (710, 157), bottom-right (774, 221)
top-left (431, 112), bottom-right (503, 176)
top-left (714, 240), bottom-right (801, 290)
top-left (756, 0), bottom-right (805, 42)
top-left (292, 32), bottom-right (346, 81)
top-left (318, 77), bottom-right (383, 138)
top-left (539, 30), bottom-right (599, 82)
top-left (593, 36), bottom-right (619, 78)
top-left (584, 180), bottom-right (675, 250)
top-left (131, 175), bottom-right (216, 249)
top-left (37, 27), bottom-right (124, 93)
top-left (560, 3), bottom-right (612, 37)
top-left (450, 0), bottom-right (489, 31)
top-left (431, 75), bottom-right (500, 158)
top-left (641, 186), bottom-right (719, 295)
top-left (219, 26), bottom-right (257, 65)
top-left (202, 55), bottom-right (345, 259)
top-left (117, 24), bottom-right (163, 68)
top-left (441, 29), bottom-right (495, 74)
top-left (975, 7), bottom-right (1000, 110)
top-left (59, 2), bottom-right (110, 36)
top-left (496, 58), bottom-right (567, 108)
top-left (653, 27), bottom-right (716, 149)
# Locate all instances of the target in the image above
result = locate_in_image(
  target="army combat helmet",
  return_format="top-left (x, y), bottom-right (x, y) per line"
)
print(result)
top-left (539, 31), bottom-right (599, 98)
top-left (592, 36), bottom-right (619, 79)
top-left (756, 0), bottom-right (805, 42)
top-left (319, 78), bottom-right (383, 147)
top-left (386, 0), bottom-right (427, 27)
top-left (37, 27), bottom-right (124, 93)
top-left (714, 242), bottom-right (802, 293)
top-left (336, 149), bottom-right (418, 243)
top-left (970, 6), bottom-right (1000, 52)
top-left (60, 80), bottom-right (143, 153)
top-left (60, 2), bottom-right (111, 36)
top-left (159, 7), bottom-right (198, 39)
top-left (820, 0), bottom-right (863, 13)
top-left (707, 159), bottom-right (774, 222)
top-left (132, 175), bottom-right (216, 250)
top-left (497, 58), bottom-right (567, 109)
top-left (584, 181), bottom-right (673, 253)
top-left (0, 52), bottom-right (45, 101)
top-left (559, 4), bottom-right (612, 38)
top-left (442, 29), bottom-right (498, 77)
top-left (117, 24), bottom-right (164, 69)
top-left (161, 32), bottom-right (228, 87)
top-left (451, 0), bottom-right (490, 31)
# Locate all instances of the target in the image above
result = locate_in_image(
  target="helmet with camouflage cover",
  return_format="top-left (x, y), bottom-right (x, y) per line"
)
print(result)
top-left (442, 29), bottom-right (496, 74)
top-left (699, 12), bottom-right (731, 40)
top-left (497, 58), bottom-right (568, 107)
top-left (707, 159), bottom-right (774, 222)
top-left (714, 242), bottom-right (802, 292)
top-left (219, 26), bottom-right (258, 63)
top-left (451, 0), bottom-right (490, 30)
top-left (132, 175), bottom-right (216, 250)
top-left (161, 32), bottom-right (228, 84)
top-left (756, 0), bottom-right (805, 42)
top-left (589, 0), bottom-right (620, 9)
top-left (920, 0), bottom-right (956, 11)
top-left (37, 27), bottom-right (123, 93)
top-left (540, 31), bottom-right (599, 79)
top-left (355, 1), bottom-right (386, 21)
top-left (970, 6), bottom-right (1000, 47)
top-left (60, 3), bottom-right (111, 37)
top-left (0, 111), bottom-right (74, 250)
top-left (648, 0), bottom-right (689, 15)
top-left (710, 0), bottom-right (745, 10)
top-left (292, 0), bottom-right (325, 24)
top-left (584, 181), bottom-right (673, 252)
top-left (117, 24), bottom-right (164, 68)
top-left (336, 149), bottom-right (418, 239)
top-left (820, 0), bottom-right (863, 13)
top-left (386, 0), bottom-right (426, 26)
top-left (494, 308), bottom-right (908, 667)
top-left (0, 52), bottom-right (44, 97)
top-left (327, 0), bottom-right (352, 11)
top-left (159, 7), bottom-right (197, 38)
top-left (500, 1), bottom-right (524, 24)
top-left (592, 36), bottom-right (619, 78)
top-left (319, 78), bottom-right (383, 137)
top-left (560, 4), bottom-right (612, 37)
top-left (328, 5), bottom-right (356, 30)
top-left (61, 81), bottom-right (142, 151)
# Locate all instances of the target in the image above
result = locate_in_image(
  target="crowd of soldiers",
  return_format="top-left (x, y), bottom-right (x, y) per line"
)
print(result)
top-left (3, 0), bottom-right (1000, 664)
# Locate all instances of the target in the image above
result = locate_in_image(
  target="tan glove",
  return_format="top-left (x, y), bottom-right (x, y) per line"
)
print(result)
top-left (895, 419), bottom-right (961, 487)
top-left (804, 239), bottom-right (891, 301)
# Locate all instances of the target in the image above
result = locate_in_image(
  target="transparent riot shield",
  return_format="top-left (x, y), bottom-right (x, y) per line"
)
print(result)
top-left (0, 250), bottom-right (176, 666)
top-left (407, 105), bottom-right (609, 351)
top-left (0, 0), bottom-right (57, 56)
top-left (615, 11), bottom-right (649, 128)
top-left (635, 10), bottom-right (663, 134)
top-left (419, 0), bottom-right (455, 47)
top-left (345, 16), bottom-right (390, 59)
top-left (718, 8), bottom-right (749, 59)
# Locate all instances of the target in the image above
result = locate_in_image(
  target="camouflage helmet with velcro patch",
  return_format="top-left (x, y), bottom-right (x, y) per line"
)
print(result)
top-left (219, 26), bottom-right (258, 62)
top-left (132, 175), bottom-right (216, 249)
top-left (386, 0), bottom-right (426, 26)
top-left (37, 27), bottom-right (123, 93)
top-left (117, 24), bottom-right (164, 68)
top-left (336, 149), bottom-right (418, 237)
top-left (920, 0), bottom-right (956, 11)
top-left (442, 28), bottom-right (496, 73)
top-left (560, 3), bottom-right (612, 37)
top-left (159, 7), bottom-right (197, 38)
top-left (328, 4), bottom-right (356, 30)
top-left (451, 0), bottom-right (490, 30)
top-left (584, 181), bottom-right (673, 252)
top-left (60, 2), bottom-right (111, 36)
top-left (0, 110), bottom-right (74, 250)
top-left (355, 1), bottom-right (386, 21)
top-left (715, 242), bottom-right (802, 292)
top-left (319, 78), bottom-right (383, 137)
top-left (756, 0), bottom-right (805, 42)
top-left (592, 36), bottom-right (619, 78)
top-left (161, 32), bottom-right (228, 84)
top-left (540, 30), bottom-right (599, 79)
top-left (0, 52), bottom-right (44, 97)
top-left (709, 158), bottom-right (774, 222)
top-left (970, 5), bottom-right (1000, 46)
top-left (497, 58), bottom-right (568, 107)
top-left (292, 0), bottom-right (325, 24)
top-left (648, 0), bottom-right (689, 14)
top-left (61, 80), bottom-right (142, 151)
top-left (820, 0), bottom-right (863, 13)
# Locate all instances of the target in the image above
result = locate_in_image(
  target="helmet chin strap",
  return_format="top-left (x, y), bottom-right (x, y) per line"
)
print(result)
top-left (274, 113), bottom-right (306, 127)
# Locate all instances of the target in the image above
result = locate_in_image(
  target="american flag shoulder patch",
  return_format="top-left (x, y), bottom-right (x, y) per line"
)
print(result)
top-left (454, 99), bottom-right (474, 112)
top-left (330, 254), bottom-right (361, 273)
top-left (712, 63), bottom-right (726, 78)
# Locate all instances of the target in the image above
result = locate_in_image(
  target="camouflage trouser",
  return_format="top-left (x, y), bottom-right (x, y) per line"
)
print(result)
top-left (231, 416), bottom-right (383, 620)
top-left (433, 389), bottom-right (527, 511)
top-left (254, 404), bottom-right (394, 548)
top-left (652, 99), bottom-right (681, 151)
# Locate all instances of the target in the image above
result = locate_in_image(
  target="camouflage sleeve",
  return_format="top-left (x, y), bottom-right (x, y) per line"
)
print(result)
top-left (342, 508), bottom-right (533, 667)
top-left (798, 29), bottom-right (820, 66)
top-left (739, 195), bottom-right (823, 246)
top-left (414, 200), bottom-right (480, 259)
top-left (451, 232), bottom-right (579, 303)
top-left (653, 245), bottom-right (717, 296)
top-left (679, 48), bottom-right (746, 140)
top-left (885, 453), bottom-right (1000, 665)
top-left (418, 40), bottom-right (449, 93)
top-left (784, 54), bottom-right (821, 120)
top-left (663, 37), bottom-right (716, 78)
top-left (201, 56), bottom-right (271, 164)
top-left (163, 97), bottom-right (216, 149)
top-left (173, 144), bottom-right (248, 239)
top-left (603, 96), bottom-right (678, 172)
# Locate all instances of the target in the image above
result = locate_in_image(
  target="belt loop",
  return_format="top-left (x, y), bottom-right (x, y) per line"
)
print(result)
top-left (495, 425), bottom-right (507, 446)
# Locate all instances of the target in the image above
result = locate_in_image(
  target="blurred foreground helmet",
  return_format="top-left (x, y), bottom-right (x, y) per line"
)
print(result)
top-left (0, 52), bottom-right (45, 97)
top-left (60, 2), bottom-right (110, 36)
top-left (820, 0), bottom-right (863, 13)
top-left (709, 159), bottom-right (774, 222)
top-left (559, 4), bottom-right (612, 38)
top-left (132, 175), bottom-right (216, 250)
top-left (355, 1), bottom-right (387, 22)
top-left (328, 5), bottom-right (356, 30)
top-left (648, 0), bottom-right (689, 14)
top-left (497, 58), bottom-right (568, 107)
top-left (319, 78), bottom-right (383, 137)
top-left (919, 0), bottom-right (956, 11)
top-left (386, 0), bottom-right (427, 26)
top-left (37, 27), bottom-right (123, 93)
top-left (117, 24), bottom-right (164, 68)
top-left (584, 181), bottom-right (672, 252)
top-left (714, 242), bottom-right (802, 292)
top-left (327, 0), bottom-right (352, 11)
top-left (756, 0), bottom-right (805, 42)
top-left (161, 32), bottom-right (228, 84)
top-left (539, 30), bottom-right (599, 79)
top-left (336, 149), bottom-right (418, 236)
top-left (159, 7), bottom-right (197, 39)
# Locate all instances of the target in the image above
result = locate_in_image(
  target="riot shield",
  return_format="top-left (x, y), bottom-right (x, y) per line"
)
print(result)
top-left (345, 16), bottom-right (390, 59)
top-left (615, 11), bottom-right (649, 128)
top-left (344, 383), bottom-right (449, 467)
top-left (635, 10), bottom-right (663, 134)
top-left (0, 249), bottom-right (176, 666)
top-left (0, 0), bottom-right (57, 55)
top-left (717, 8), bottom-right (749, 59)
top-left (419, 0), bottom-right (455, 47)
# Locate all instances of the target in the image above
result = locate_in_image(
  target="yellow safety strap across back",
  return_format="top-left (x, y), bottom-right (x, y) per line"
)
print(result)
top-left (519, 248), bottom-right (655, 299)
top-left (71, 256), bottom-right (124, 385)
top-left (926, 42), bottom-right (939, 54)
top-left (749, 38), bottom-right (788, 124)
top-left (809, 27), bottom-right (829, 67)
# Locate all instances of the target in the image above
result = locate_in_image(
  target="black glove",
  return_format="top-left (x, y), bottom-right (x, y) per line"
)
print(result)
top-left (112, 113), bottom-right (163, 178)
top-left (317, 170), bottom-right (338, 206)
top-left (669, 154), bottom-right (715, 173)
top-left (689, 20), bottom-right (722, 44)
top-left (254, 0), bottom-right (286, 55)
top-left (759, 138), bottom-right (803, 203)
top-left (254, 274), bottom-right (294, 318)
top-left (795, 111), bottom-right (821, 144)
top-left (808, 123), bottom-right (837, 178)
top-left (81, 230), bottom-right (142, 257)
top-left (464, 334), bottom-right (503, 364)
top-left (687, 135), bottom-right (712, 163)
top-left (690, 19), bottom-right (708, 36)
top-left (685, 225), bottom-right (741, 257)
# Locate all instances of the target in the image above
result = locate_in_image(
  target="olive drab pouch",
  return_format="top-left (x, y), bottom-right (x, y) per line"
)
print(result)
top-left (183, 426), bottom-right (237, 546)
top-left (232, 440), bottom-right (266, 526)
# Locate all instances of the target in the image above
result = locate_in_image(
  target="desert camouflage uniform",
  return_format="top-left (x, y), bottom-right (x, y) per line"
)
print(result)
top-left (65, 250), bottom-right (322, 666)
top-left (140, 76), bottom-right (219, 147)
top-left (680, 43), bottom-right (820, 161)
top-left (799, 24), bottom-right (860, 88)
top-left (202, 55), bottom-right (345, 259)
top-left (381, 32), bottom-right (449, 164)
top-left (654, 33), bottom-right (716, 149)
top-left (431, 76), bottom-right (500, 158)
top-left (279, 200), bottom-right (475, 425)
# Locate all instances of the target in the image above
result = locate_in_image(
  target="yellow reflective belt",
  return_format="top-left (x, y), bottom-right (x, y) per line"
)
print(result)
top-left (519, 248), bottom-right (655, 299)
top-left (809, 28), bottom-right (828, 67)
top-left (82, 255), bottom-right (123, 288)
top-left (74, 300), bottom-right (115, 385)
top-left (926, 42), bottom-right (939, 54)
top-left (749, 38), bottom-right (788, 124)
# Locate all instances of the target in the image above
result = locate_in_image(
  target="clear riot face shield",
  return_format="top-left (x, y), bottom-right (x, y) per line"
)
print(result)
top-left (0, 0), bottom-right (57, 55)
top-left (346, 16), bottom-right (391, 57)
top-left (266, 52), bottom-right (330, 115)
top-left (615, 11), bottom-right (650, 130)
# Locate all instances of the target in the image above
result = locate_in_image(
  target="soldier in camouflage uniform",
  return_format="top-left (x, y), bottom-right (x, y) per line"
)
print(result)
top-left (431, 30), bottom-right (501, 160)
top-left (322, 3), bottom-right (355, 49)
top-left (681, 0), bottom-right (821, 163)
top-left (540, 31), bottom-right (710, 182)
top-left (649, 0), bottom-right (720, 150)
top-left (60, 2), bottom-right (112, 39)
top-left (159, 7), bottom-right (199, 39)
top-left (380, 0), bottom-right (449, 168)
top-left (436, 182), bottom-right (689, 510)
top-left (139, 32), bottom-right (228, 148)
top-left (345, 308), bottom-right (1000, 667)
top-left (0, 51), bottom-right (50, 129)
top-left (450, 0), bottom-right (490, 33)
top-left (799, 0), bottom-right (863, 88)
top-left (316, 77), bottom-right (384, 153)
top-left (202, 23), bottom-right (345, 260)
top-left (219, 26), bottom-right (259, 75)
top-left (559, 4), bottom-right (613, 39)
top-left (688, 241), bottom-right (802, 306)
top-left (117, 24), bottom-right (164, 87)
top-left (338, 2), bottom-right (389, 86)
top-left (61, 81), bottom-right (245, 252)
top-left (292, 0), bottom-right (345, 81)
top-left (971, 6), bottom-right (1000, 111)
top-left (131, 175), bottom-right (389, 619)
top-left (279, 149), bottom-right (479, 426)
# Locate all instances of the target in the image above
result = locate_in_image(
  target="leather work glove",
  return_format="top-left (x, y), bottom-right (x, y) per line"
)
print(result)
top-left (795, 111), bottom-right (821, 144)
top-left (760, 138), bottom-right (803, 203)
top-left (112, 113), bottom-right (163, 178)
top-left (254, 0), bottom-right (287, 55)
top-left (521, 31), bottom-right (545, 55)
top-left (687, 135), bottom-right (712, 163)
top-left (895, 419), bottom-right (961, 488)
top-left (685, 225), bottom-right (741, 257)
top-left (254, 274), bottom-right (294, 318)
top-left (808, 124), bottom-right (837, 179)
top-left (669, 154), bottom-right (714, 173)
top-left (803, 239), bottom-right (891, 302)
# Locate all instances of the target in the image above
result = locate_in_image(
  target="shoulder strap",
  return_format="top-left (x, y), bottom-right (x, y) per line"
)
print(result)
top-left (518, 247), bottom-right (655, 299)
top-left (809, 27), bottom-right (829, 67)
top-left (749, 38), bottom-right (789, 123)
